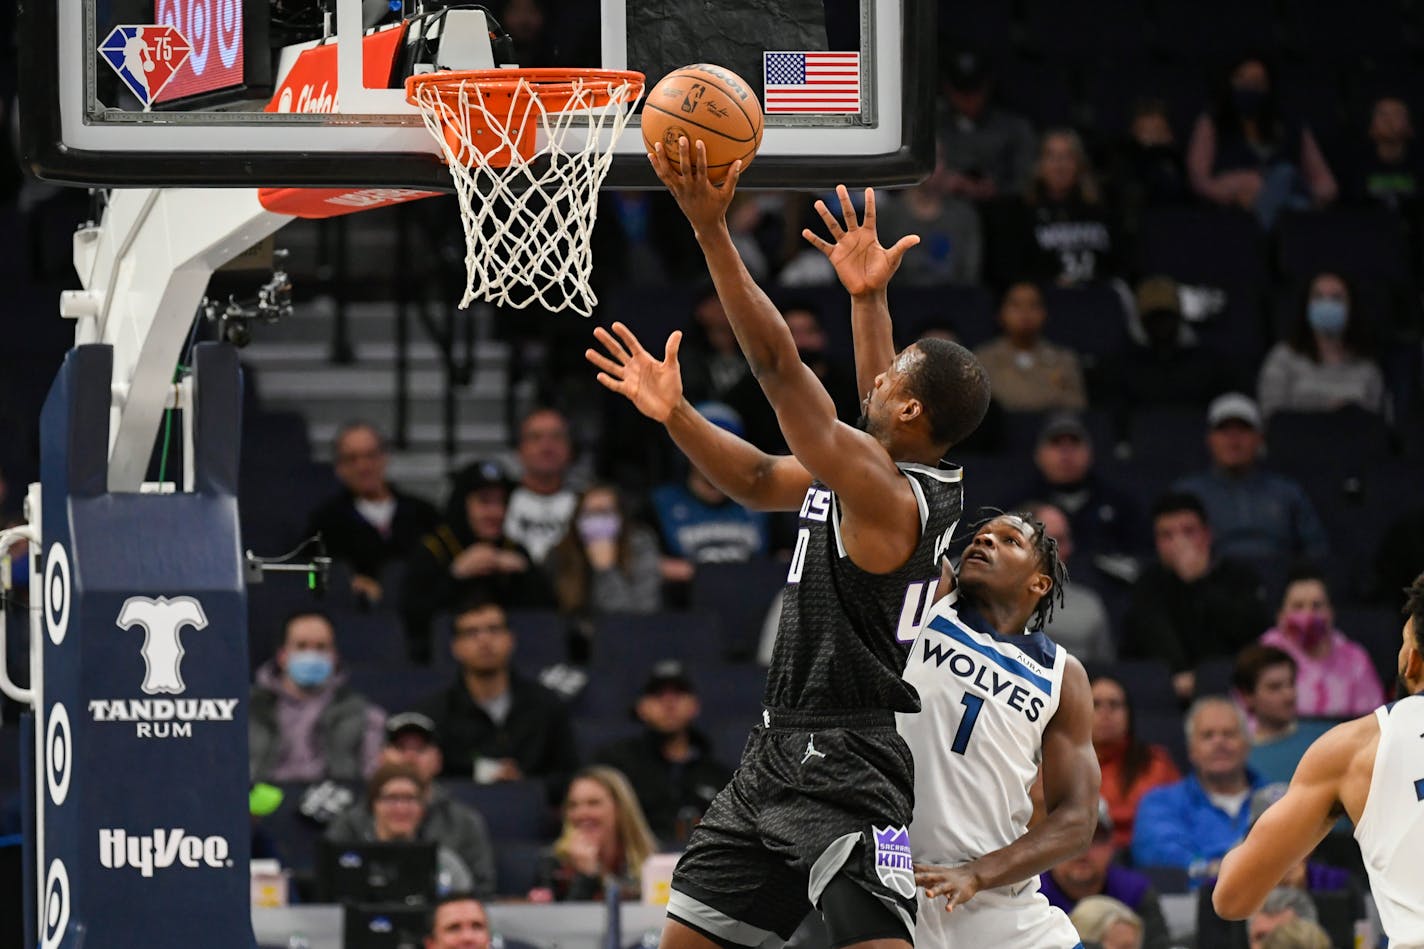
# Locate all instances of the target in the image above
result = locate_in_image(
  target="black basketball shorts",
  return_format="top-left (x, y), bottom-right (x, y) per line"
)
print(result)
top-left (667, 708), bottom-right (918, 947)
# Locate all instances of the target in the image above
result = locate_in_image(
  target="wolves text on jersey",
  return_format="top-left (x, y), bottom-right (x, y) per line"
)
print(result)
top-left (918, 635), bottom-right (1048, 723)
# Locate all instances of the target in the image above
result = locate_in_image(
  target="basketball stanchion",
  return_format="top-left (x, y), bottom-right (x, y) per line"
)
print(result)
top-left (406, 68), bottom-right (645, 317)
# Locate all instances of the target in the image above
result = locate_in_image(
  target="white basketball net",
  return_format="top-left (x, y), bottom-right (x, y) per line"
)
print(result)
top-left (409, 73), bottom-right (644, 317)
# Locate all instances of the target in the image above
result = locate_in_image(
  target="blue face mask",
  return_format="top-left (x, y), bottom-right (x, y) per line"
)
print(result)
top-left (1307, 298), bottom-right (1348, 337)
top-left (287, 650), bottom-right (334, 688)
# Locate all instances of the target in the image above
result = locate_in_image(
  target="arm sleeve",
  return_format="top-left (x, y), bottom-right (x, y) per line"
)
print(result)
top-left (1130, 788), bottom-right (1197, 869)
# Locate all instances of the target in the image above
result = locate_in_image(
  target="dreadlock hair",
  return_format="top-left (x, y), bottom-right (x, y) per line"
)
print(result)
top-left (964, 507), bottom-right (1068, 631)
top-left (1404, 571), bottom-right (1424, 654)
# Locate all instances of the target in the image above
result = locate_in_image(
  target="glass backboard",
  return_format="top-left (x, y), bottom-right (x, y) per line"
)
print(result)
top-left (19, 0), bottom-right (936, 190)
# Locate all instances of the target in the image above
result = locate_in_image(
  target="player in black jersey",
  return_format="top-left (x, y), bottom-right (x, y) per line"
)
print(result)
top-left (586, 142), bottom-right (991, 949)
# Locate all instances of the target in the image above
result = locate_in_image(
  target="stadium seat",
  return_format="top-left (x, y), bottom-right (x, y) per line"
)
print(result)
top-left (999, 409), bottom-right (1115, 458)
top-left (937, 0), bottom-right (1017, 60)
top-left (690, 561), bottom-right (787, 661)
top-left (1153, 0), bottom-right (1280, 62)
top-left (993, 60), bottom-right (1076, 130)
top-left (493, 840), bottom-right (547, 898)
top-left (0, 727), bottom-right (19, 797)
top-left (1193, 658), bottom-right (1235, 699)
top-left (1134, 710), bottom-right (1189, 774)
top-left (441, 779), bottom-right (553, 842)
top-left (589, 612), bottom-right (723, 670)
top-left (344, 663), bottom-right (448, 715)
top-left (573, 719), bottom-right (642, 762)
top-left (696, 664), bottom-right (769, 723)
top-left (1083, 659), bottom-right (1178, 714)
top-left (1276, 208), bottom-right (1410, 288)
top-left (1137, 207), bottom-right (1267, 290)
top-left (1040, 285), bottom-right (1131, 371)
top-left (504, 610), bottom-right (570, 679)
top-left (708, 718), bottom-right (756, 767)
top-left (1266, 407), bottom-right (1392, 481)
top-left (1021, 0), bottom-right (1150, 62)
top-left (1124, 406), bottom-right (1209, 479)
top-left (1333, 605), bottom-right (1404, 690)
top-left (1283, 0), bottom-right (1408, 63)
top-left (1081, 59), bottom-right (1208, 140)
top-left (328, 607), bottom-right (406, 665)
top-left (890, 284), bottom-right (998, 350)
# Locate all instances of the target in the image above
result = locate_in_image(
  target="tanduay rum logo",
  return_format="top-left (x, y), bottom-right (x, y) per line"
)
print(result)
top-left (87, 596), bottom-right (239, 739)
top-left (872, 825), bottom-right (916, 898)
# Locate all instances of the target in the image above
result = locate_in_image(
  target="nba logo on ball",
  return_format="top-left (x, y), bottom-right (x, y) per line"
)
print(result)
top-left (871, 825), bottom-right (915, 898)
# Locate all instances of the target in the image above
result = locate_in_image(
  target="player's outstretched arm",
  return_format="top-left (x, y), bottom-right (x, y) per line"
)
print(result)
top-left (803, 185), bottom-right (919, 399)
top-left (916, 657), bottom-right (1100, 911)
top-left (1212, 717), bottom-right (1371, 920)
top-left (651, 140), bottom-right (919, 571)
top-left (587, 323), bottom-right (811, 512)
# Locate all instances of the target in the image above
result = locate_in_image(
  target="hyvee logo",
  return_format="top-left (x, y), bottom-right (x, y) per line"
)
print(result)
top-left (99, 828), bottom-right (232, 877)
top-left (89, 596), bottom-right (239, 739)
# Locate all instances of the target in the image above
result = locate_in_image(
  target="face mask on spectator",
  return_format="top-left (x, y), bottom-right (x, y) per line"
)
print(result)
top-left (1307, 298), bottom-right (1348, 337)
top-left (1282, 610), bottom-right (1330, 650)
top-left (1233, 87), bottom-right (1267, 118)
top-left (577, 512), bottom-right (622, 544)
top-left (287, 651), bottom-right (334, 688)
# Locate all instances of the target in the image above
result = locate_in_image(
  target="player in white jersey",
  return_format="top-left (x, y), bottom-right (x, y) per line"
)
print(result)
top-left (901, 512), bottom-right (1100, 948)
top-left (1215, 571), bottom-right (1424, 948)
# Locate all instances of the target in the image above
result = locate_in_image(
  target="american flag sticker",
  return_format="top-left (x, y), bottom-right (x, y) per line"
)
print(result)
top-left (763, 51), bottom-right (861, 114)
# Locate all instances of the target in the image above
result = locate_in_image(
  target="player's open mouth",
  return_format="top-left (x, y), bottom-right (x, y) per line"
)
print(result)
top-left (964, 550), bottom-right (991, 566)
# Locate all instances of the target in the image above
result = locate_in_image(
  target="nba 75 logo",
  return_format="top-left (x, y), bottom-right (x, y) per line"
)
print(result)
top-left (872, 825), bottom-right (916, 898)
top-left (98, 25), bottom-right (192, 108)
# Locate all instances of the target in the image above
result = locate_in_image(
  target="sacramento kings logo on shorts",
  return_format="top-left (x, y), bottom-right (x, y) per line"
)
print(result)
top-left (871, 825), bottom-right (915, 898)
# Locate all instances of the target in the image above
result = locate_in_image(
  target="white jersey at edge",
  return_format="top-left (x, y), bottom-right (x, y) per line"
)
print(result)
top-left (1353, 694), bottom-right (1424, 948)
top-left (897, 589), bottom-right (1082, 948)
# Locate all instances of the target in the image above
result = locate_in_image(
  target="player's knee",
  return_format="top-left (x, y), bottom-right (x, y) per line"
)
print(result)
top-left (818, 874), bottom-right (912, 949)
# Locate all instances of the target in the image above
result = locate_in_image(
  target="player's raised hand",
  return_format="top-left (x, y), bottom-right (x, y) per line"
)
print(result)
top-left (649, 137), bottom-right (744, 234)
top-left (803, 185), bottom-right (920, 298)
top-left (914, 862), bottom-right (982, 912)
top-left (586, 322), bottom-right (684, 424)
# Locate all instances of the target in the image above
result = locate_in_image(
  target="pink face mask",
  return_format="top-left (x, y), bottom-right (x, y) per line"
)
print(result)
top-left (1283, 610), bottom-right (1330, 650)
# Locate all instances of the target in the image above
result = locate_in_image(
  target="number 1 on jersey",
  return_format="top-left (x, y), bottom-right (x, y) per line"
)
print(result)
top-left (950, 693), bottom-right (984, 755)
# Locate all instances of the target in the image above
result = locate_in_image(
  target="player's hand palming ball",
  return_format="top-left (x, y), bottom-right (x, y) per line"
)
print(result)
top-left (641, 64), bottom-right (764, 184)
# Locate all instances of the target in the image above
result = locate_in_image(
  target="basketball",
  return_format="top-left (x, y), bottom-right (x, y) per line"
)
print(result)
top-left (642, 64), bottom-right (764, 183)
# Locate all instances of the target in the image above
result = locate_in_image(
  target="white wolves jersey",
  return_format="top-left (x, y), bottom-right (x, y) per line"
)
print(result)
top-left (1354, 694), bottom-right (1424, 948)
top-left (897, 589), bottom-right (1082, 948)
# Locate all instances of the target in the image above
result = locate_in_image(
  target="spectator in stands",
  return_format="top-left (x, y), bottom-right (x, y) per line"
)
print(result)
top-left (418, 599), bottom-right (579, 788)
top-left (725, 301), bottom-right (860, 453)
top-left (504, 407), bottom-right (579, 565)
top-left (1233, 646), bottom-right (1331, 785)
top-left (532, 765), bottom-right (657, 902)
top-left (1091, 675), bottom-right (1180, 851)
top-left (999, 128), bottom-right (1118, 286)
top-left (1248, 888), bottom-right (1320, 949)
top-left (1110, 98), bottom-right (1190, 230)
top-left (1173, 394), bottom-right (1330, 589)
top-left (973, 283), bottom-right (1087, 412)
top-left (1260, 566), bottom-right (1384, 717)
top-left (1375, 505), bottom-right (1424, 603)
top-left (1068, 895), bottom-right (1144, 949)
top-left (1257, 271), bottom-right (1385, 418)
top-left (593, 661), bottom-right (732, 846)
top-left (1260, 919), bottom-right (1331, 949)
top-left (875, 145), bottom-right (983, 285)
top-left (1025, 501), bottom-right (1114, 660)
top-left (1015, 413), bottom-right (1143, 565)
top-left (934, 50), bottom-right (1037, 202)
top-left (1344, 96), bottom-right (1422, 219)
top-left (307, 421), bottom-right (439, 604)
top-left (249, 610), bottom-right (385, 783)
top-left (547, 484), bottom-right (662, 616)
top-left (680, 288), bottom-right (750, 403)
top-left (329, 761), bottom-right (474, 893)
top-left (1109, 276), bottom-right (1235, 411)
top-left (403, 460), bottom-right (553, 663)
top-left (327, 712), bottom-right (497, 897)
top-left (1187, 57), bottom-right (1337, 228)
top-left (1131, 697), bottom-right (1266, 874)
top-left (651, 404), bottom-right (768, 581)
top-left (425, 892), bottom-right (492, 949)
top-left (1122, 493), bottom-right (1272, 700)
top-left (1040, 800), bottom-right (1170, 949)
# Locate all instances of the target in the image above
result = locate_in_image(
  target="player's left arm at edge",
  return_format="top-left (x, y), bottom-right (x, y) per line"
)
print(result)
top-left (1212, 721), bottom-right (1358, 920)
top-left (916, 657), bottom-right (1100, 908)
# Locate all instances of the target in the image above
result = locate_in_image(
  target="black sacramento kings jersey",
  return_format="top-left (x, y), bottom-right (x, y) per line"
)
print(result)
top-left (764, 462), bottom-right (964, 713)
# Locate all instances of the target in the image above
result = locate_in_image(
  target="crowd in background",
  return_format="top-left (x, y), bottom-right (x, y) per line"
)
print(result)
top-left (5, 2), bottom-right (1424, 947)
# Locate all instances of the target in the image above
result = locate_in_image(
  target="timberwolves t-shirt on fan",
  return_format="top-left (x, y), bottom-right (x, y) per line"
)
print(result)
top-left (504, 487), bottom-right (577, 565)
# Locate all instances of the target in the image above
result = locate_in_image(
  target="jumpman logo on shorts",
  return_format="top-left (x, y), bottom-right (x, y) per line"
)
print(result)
top-left (802, 734), bottom-right (828, 764)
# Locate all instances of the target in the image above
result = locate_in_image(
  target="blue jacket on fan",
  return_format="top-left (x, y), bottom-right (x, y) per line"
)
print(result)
top-left (1130, 771), bottom-right (1268, 874)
